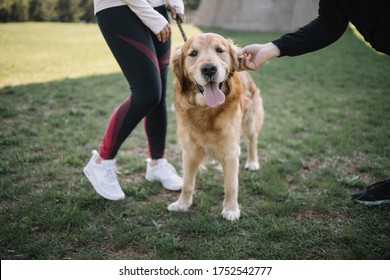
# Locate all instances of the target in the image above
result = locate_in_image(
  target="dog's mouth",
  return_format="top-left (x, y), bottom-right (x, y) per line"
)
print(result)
top-left (194, 80), bottom-right (225, 108)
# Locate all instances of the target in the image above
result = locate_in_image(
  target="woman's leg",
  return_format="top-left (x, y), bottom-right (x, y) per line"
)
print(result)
top-left (144, 5), bottom-right (171, 160)
top-left (84, 6), bottom-right (182, 198)
top-left (96, 6), bottom-right (164, 160)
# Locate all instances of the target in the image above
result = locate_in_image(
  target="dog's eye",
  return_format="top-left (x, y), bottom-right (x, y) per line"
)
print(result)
top-left (216, 47), bottom-right (225, 53)
top-left (188, 50), bottom-right (198, 57)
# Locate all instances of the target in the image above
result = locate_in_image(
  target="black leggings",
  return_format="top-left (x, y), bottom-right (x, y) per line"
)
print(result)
top-left (96, 5), bottom-right (170, 160)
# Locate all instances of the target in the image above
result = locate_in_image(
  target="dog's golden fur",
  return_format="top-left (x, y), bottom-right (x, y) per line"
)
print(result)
top-left (168, 33), bottom-right (264, 221)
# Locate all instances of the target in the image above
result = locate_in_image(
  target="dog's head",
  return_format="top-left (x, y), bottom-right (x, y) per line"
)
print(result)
top-left (171, 33), bottom-right (242, 108)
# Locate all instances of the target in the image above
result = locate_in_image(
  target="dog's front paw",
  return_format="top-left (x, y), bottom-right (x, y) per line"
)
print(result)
top-left (168, 200), bottom-right (191, 212)
top-left (222, 207), bottom-right (241, 221)
top-left (245, 160), bottom-right (260, 171)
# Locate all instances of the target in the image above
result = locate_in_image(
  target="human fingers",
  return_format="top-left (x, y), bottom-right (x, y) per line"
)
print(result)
top-left (176, 13), bottom-right (184, 23)
top-left (165, 24), bottom-right (172, 41)
top-left (158, 24), bottom-right (171, 43)
top-left (242, 44), bottom-right (262, 58)
top-left (169, 6), bottom-right (177, 20)
top-left (241, 54), bottom-right (258, 71)
top-left (241, 44), bottom-right (273, 70)
top-left (239, 53), bottom-right (250, 71)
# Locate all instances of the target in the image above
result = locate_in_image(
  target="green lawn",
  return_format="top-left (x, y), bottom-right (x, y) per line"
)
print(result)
top-left (0, 22), bottom-right (389, 260)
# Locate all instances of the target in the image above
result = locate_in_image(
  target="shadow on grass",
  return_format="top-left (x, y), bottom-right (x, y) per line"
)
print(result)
top-left (1, 60), bottom-right (390, 260)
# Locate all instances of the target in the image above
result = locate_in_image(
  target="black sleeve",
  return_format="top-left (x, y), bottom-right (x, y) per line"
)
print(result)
top-left (272, 0), bottom-right (349, 57)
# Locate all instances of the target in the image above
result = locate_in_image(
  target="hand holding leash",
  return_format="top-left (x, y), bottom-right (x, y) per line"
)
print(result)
top-left (167, 5), bottom-right (187, 42)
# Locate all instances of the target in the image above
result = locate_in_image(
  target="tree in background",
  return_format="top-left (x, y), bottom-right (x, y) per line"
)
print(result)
top-left (0, 0), bottom-right (81, 22)
top-left (79, 0), bottom-right (94, 23)
top-left (0, 0), bottom-right (199, 23)
top-left (0, 0), bottom-right (29, 22)
top-left (57, 0), bottom-right (81, 22)
top-left (29, 0), bottom-right (58, 21)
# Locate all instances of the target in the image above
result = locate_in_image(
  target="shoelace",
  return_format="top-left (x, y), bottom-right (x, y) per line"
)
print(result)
top-left (159, 162), bottom-right (178, 178)
top-left (104, 166), bottom-right (119, 182)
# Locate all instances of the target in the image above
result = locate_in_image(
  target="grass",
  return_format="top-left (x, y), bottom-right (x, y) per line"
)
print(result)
top-left (0, 22), bottom-right (389, 260)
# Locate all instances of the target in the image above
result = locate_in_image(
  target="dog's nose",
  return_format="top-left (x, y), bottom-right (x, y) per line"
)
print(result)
top-left (201, 63), bottom-right (217, 78)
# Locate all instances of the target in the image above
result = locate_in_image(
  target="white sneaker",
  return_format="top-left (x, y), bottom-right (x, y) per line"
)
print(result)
top-left (83, 150), bottom-right (125, 200)
top-left (145, 158), bottom-right (183, 191)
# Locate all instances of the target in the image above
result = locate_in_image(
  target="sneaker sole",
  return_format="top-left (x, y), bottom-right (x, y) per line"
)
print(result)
top-left (354, 199), bottom-right (390, 206)
top-left (144, 173), bottom-right (154, 183)
top-left (83, 166), bottom-right (124, 201)
top-left (145, 174), bottom-right (182, 191)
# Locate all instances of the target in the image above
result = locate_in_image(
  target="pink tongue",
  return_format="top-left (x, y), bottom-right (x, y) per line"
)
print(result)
top-left (203, 83), bottom-right (225, 108)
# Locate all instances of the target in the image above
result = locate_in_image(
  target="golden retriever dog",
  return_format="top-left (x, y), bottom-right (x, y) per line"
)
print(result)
top-left (168, 33), bottom-right (264, 221)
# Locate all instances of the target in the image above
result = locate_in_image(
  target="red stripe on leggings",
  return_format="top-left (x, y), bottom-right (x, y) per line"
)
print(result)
top-left (99, 97), bottom-right (131, 159)
top-left (117, 35), bottom-right (160, 73)
top-left (159, 48), bottom-right (171, 70)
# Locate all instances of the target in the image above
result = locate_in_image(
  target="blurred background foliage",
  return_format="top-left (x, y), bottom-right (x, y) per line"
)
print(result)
top-left (0, 0), bottom-right (201, 23)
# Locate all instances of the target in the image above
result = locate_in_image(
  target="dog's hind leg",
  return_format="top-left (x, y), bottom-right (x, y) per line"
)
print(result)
top-left (243, 90), bottom-right (264, 171)
top-left (244, 133), bottom-right (260, 171)
top-left (168, 147), bottom-right (204, 212)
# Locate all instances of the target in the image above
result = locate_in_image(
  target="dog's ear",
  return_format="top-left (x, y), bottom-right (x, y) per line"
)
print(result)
top-left (171, 45), bottom-right (184, 90)
top-left (227, 39), bottom-right (243, 72)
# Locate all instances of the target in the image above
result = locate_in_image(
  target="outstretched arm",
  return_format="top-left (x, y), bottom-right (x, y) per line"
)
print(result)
top-left (240, 0), bottom-right (348, 70)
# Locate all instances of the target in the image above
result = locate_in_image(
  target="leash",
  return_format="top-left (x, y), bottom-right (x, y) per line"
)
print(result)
top-left (176, 18), bottom-right (187, 42)
top-left (167, 6), bottom-right (187, 42)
